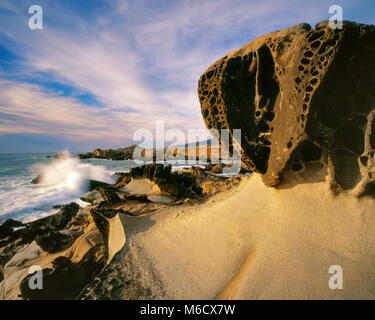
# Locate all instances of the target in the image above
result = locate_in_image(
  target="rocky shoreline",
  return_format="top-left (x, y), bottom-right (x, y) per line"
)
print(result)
top-left (1, 19), bottom-right (375, 300)
top-left (0, 163), bottom-right (243, 299)
top-left (72, 140), bottom-right (222, 162)
top-left (78, 144), bottom-right (138, 160)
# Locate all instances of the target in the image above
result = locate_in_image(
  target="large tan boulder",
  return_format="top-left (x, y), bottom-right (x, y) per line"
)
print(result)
top-left (198, 21), bottom-right (375, 194)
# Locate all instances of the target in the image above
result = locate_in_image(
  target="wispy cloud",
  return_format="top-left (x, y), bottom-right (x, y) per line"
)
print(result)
top-left (0, 0), bottom-right (372, 152)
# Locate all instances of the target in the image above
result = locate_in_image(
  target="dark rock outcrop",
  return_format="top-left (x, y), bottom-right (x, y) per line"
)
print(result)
top-left (0, 219), bottom-right (23, 240)
top-left (79, 144), bottom-right (138, 160)
top-left (88, 180), bottom-right (109, 191)
top-left (0, 203), bottom-right (81, 281)
top-left (20, 202), bottom-right (80, 244)
top-left (0, 203), bottom-right (126, 300)
top-left (128, 164), bottom-right (203, 199)
top-left (198, 21), bottom-right (375, 194)
top-left (19, 256), bottom-right (100, 300)
top-left (35, 231), bottom-right (72, 254)
top-left (30, 175), bottom-right (41, 184)
top-left (114, 173), bottom-right (131, 187)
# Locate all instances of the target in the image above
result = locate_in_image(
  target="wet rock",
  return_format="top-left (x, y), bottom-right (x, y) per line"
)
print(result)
top-left (198, 20), bottom-right (375, 193)
top-left (30, 175), bottom-right (41, 184)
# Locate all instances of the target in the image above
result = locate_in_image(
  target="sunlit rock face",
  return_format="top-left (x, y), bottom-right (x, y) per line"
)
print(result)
top-left (198, 21), bottom-right (375, 193)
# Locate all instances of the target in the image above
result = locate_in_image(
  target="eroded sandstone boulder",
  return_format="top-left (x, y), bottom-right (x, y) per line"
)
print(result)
top-left (0, 204), bottom-right (125, 300)
top-left (198, 21), bottom-right (375, 194)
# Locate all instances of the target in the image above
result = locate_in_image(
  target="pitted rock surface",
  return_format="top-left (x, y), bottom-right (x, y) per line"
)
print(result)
top-left (198, 21), bottom-right (375, 193)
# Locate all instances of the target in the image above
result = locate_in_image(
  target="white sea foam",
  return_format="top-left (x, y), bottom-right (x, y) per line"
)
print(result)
top-left (35, 150), bottom-right (114, 192)
top-left (0, 151), bottom-right (115, 223)
top-left (0, 151), bottom-right (231, 223)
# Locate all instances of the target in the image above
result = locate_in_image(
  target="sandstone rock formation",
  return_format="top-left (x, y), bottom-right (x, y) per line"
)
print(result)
top-left (0, 203), bottom-right (125, 299)
top-left (198, 21), bottom-right (375, 194)
top-left (128, 164), bottom-right (204, 200)
top-left (1, 163), bottom-right (243, 299)
top-left (110, 164), bottom-right (241, 211)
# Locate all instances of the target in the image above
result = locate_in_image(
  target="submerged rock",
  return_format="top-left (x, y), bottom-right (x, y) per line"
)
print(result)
top-left (30, 175), bottom-right (41, 184)
top-left (198, 20), bottom-right (375, 194)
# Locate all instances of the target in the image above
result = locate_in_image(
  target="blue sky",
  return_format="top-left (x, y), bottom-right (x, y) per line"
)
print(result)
top-left (0, 0), bottom-right (374, 152)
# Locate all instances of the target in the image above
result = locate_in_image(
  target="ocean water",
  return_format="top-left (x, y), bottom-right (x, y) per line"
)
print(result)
top-left (0, 151), bottom-right (232, 224)
top-left (0, 152), bottom-right (140, 223)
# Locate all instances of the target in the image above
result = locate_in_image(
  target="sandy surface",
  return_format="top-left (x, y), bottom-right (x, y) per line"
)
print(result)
top-left (83, 169), bottom-right (375, 300)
